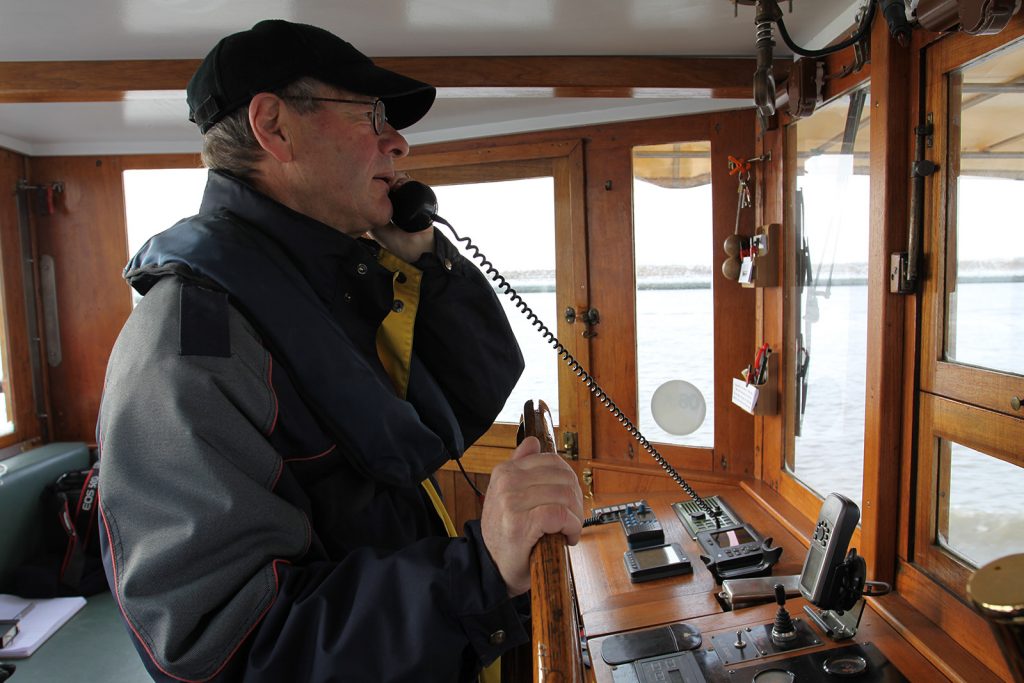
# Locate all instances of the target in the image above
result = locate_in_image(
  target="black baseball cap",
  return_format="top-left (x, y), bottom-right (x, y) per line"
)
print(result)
top-left (187, 19), bottom-right (436, 133)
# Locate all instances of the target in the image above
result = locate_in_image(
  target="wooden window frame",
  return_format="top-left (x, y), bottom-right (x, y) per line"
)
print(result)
top-left (915, 20), bottom-right (1024, 594)
top-left (914, 394), bottom-right (1024, 590)
top-left (581, 112), bottom-right (756, 487)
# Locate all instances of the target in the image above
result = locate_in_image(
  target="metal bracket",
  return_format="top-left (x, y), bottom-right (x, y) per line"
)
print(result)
top-left (803, 599), bottom-right (867, 640)
top-left (564, 307), bottom-right (599, 338)
top-left (560, 431), bottom-right (579, 460)
top-left (710, 618), bottom-right (821, 665)
top-left (889, 252), bottom-right (913, 294)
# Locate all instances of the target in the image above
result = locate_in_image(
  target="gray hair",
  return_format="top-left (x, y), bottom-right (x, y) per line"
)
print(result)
top-left (200, 77), bottom-right (323, 181)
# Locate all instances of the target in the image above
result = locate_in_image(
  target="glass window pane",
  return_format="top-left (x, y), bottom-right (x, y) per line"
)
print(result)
top-left (790, 88), bottom-right (870, 508)
top-left (123, 169), bottom-right (208, 257)
top-left (123, 169), bottom-right (208, 306)
top-left (0, 317), bottom-right (13, 435)
top-left (433, 178), bottom-right (559, 424)
top-left (938, 439), bottom-right (1024, 567)
top-left (632, 141), bottom-right (713, 447)
top-left (946, 41), bottom-right (1024, 376)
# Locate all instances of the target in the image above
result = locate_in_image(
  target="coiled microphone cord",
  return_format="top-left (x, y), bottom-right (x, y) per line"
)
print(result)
top-left (433, 213), bottom-right (722, 523)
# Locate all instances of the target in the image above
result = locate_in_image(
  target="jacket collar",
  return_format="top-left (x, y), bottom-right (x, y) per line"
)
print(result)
top-left (199, 170), bottom-right (382, 308)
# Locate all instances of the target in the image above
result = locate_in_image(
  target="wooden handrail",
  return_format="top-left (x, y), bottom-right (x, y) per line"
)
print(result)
top-left (519, 400), bottom-right (584, 683)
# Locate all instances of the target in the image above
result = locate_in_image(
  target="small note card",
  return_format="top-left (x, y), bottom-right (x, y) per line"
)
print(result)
top-left (731, 377), bottom-right (760, 415)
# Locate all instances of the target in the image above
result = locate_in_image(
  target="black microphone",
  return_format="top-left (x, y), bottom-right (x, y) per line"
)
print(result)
top-left (389, 181), bottom-right (438, 233)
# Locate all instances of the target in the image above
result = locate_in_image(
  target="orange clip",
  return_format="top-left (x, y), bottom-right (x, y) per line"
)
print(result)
top-left (728, 156), bottom-right (751, 175)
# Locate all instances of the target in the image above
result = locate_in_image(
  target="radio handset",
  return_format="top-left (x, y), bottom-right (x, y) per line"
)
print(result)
top-left (389, 180), bottom-right (438, 233)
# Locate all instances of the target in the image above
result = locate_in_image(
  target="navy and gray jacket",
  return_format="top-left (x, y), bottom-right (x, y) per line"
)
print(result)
top-left (96, 171), bottom-right (527, 682)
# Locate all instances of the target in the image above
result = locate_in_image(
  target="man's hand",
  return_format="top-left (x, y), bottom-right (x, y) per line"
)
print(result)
top-left (369, 221), bottom-right (435, 264)
top-left (480, 436), bottom-right (584, 597)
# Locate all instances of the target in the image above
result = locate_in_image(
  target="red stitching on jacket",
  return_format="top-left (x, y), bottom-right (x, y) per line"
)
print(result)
top-left (282, 444), bottom-right (337, 463)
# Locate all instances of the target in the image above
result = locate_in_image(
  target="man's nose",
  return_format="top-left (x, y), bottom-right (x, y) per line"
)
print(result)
top-left (381, 125), bottom-right (410, 158)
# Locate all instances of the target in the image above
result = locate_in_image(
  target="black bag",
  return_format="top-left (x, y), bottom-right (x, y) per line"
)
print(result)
top-left (13, 464), bottom-right (107, 598)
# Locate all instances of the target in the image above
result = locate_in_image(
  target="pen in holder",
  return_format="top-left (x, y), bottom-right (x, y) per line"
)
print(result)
top-left (731, 345), bottom-right (777, 415)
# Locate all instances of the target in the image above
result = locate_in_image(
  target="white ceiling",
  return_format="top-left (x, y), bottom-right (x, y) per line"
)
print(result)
top-left (0, 0), bottom-right (864, 155)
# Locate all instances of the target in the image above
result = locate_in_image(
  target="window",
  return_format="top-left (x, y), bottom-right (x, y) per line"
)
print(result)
top-left (787, 87), bottom-right (871, 508)
top-left (0, 296), bottom-right (13, 436)
top-left (122, 168), bottom-right (207, 304)
top-left (938, 438), bottom-right (1024, 568)
top-left (632, 141), bottom-right (714, 448)
top-left (917, 31), bottom-right (1024, 596)
top-left (432, 178), bottom-right (560, 424)
top-left (400, 142), bottom-right (590, 455)
top-left (944, 47), bottom-right (1024, 377)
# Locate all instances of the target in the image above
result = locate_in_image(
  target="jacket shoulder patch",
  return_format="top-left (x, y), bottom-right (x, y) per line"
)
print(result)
top-left (179, 283), bottom-right (230, 357)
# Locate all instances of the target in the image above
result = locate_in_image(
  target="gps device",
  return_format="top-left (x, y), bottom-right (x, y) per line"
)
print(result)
top-left (624, 543), bottom-right (692, 583)
top-left (799, 492), bottom-right (860, 607)
top-left (696, 522), bottom-right (782, 583)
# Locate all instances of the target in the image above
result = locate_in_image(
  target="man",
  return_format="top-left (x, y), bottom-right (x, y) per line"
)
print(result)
top-left (97, 19), bottom-right (583, 683)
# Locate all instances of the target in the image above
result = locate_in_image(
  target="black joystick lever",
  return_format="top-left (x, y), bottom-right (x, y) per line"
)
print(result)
top-left (770, 582), bottom-right (798, 646)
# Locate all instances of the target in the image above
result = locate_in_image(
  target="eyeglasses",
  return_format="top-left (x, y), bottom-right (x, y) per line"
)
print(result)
top-left (282, 96), bottom-right (386, 135)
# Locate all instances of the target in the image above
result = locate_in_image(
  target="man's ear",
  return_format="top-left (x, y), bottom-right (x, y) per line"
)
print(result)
top-left (249, 93), bottom-right (293, 163)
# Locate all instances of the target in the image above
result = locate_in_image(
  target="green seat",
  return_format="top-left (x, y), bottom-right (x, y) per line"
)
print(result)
top-left (0, 443), bottom-right (150, 680)
top-left (0, 443), bottom-right (90, 591)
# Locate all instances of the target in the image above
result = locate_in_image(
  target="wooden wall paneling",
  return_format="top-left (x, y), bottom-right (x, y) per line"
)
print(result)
top-left (912, 393), bottom-right (938, 579)
top-left (552, 143), bottom-right (595, 466)
top-left (453, 472), bottom-right (480, 532)
top-left (899, 293), bottom-right (919, 564)
top-left (898, 33), bottom-right (929, 566)
top-left (0, 148), bottom-right (41, 449)
top-left (436, 469), bottom-right (456, 521)
top-left (434, 468), bottom-right (490, 534)
top-left (587, 456), bottom-right (725, 496)
top-left (0, 57), bottom-right (780, 103)
top-left (822, 44), bottom-right (872, 103)
top-left (28, 156), bottom-right (133, 443)
top-left (756, 125), bottom-right (787, 491)
top-left (933, 363), bottom-right (1024, 419)
top-left (932, 396), bottom-right (1024, 469)
top-left (918, 30), bottom-right (951, 398)
top-left (861, 16), bottom-right (912, 587)
top-left (708, 109), bottom-right (756, 476)
top-left (584, 145), bottom-right (637, 466)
